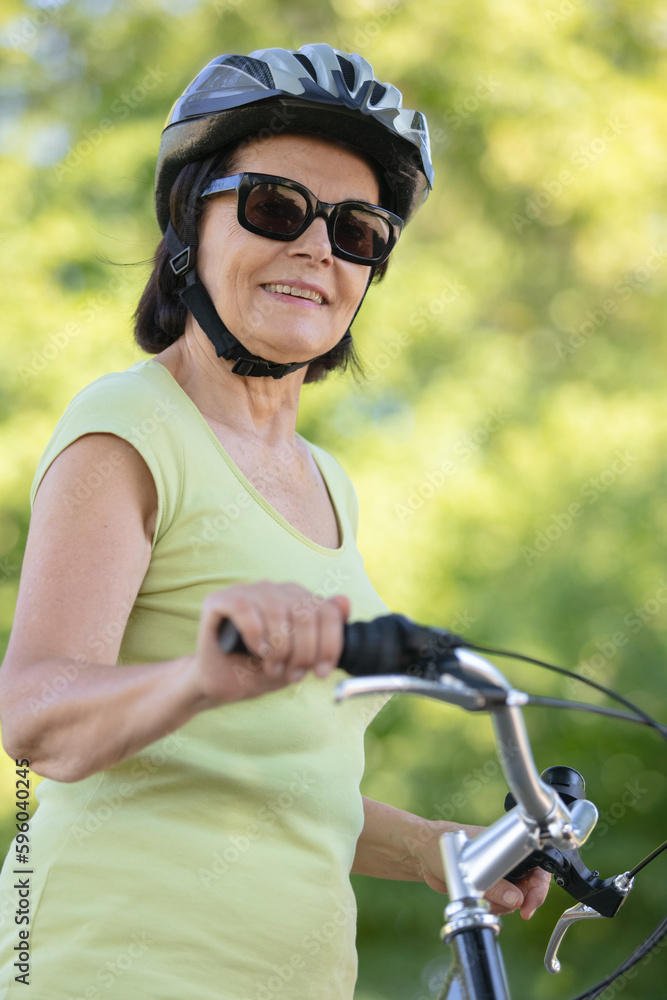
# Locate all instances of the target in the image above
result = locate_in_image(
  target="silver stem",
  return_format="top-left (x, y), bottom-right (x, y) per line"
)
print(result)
top-left (456, 649), bottom-right (559, 825)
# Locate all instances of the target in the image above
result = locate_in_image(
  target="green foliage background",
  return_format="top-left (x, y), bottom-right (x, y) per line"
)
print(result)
top-left (1, 0), bottom-right (666, 997)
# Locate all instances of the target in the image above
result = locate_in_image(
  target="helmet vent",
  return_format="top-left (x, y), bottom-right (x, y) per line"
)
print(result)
top-left (336, 55), bottom-right (356, 91)
top-left (155, 45), bottom-right (433, 235)
top-left (222, 54), bottom-right (274, 90)
top-left (293, 52), bottom-right (318, 81)
top-left (369, 82), bottom-right (387, 106)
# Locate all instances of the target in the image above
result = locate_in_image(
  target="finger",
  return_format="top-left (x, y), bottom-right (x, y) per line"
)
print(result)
top-left (312, 598), bottom-right (347, 679)
top-left (202, 591), bottom-right (267, 660)
top-left (423, 872), bottom-right (448, 893)
top-left (484, 879), bottom-right (524, 914)
top-left (519, 868), bottom-right (551, 920)
top-left (260, 598), bottom-right (294, 676)
top-left (329, 594), bottom-right (351, 620)
top-left (283, 600), bottom-right (318, 680)
top-left (260, 583), bottom-right (320, 679)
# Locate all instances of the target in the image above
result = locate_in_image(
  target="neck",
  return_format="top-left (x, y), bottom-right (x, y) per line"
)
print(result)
top-left (154, 322), bottom-right (307, 447)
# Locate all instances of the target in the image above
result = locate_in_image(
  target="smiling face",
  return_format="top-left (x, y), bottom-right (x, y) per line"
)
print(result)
top-left (192, 133), bottom-right (381, 364)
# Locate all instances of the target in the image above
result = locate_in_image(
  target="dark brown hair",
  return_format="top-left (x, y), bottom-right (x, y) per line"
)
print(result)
top-left (133, 139), bottom-right (390, 384)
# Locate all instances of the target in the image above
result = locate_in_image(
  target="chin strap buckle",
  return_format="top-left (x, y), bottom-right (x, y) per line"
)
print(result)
top-left (231, 355), bottom-right (304, 379)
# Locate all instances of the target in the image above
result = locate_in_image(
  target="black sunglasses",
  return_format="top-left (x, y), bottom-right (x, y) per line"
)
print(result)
top-left (200, 172), bottom-right (403, 266)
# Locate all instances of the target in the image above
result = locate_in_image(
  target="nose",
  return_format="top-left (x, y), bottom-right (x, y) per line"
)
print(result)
top-left (287, 215), bottom-right (334, 265)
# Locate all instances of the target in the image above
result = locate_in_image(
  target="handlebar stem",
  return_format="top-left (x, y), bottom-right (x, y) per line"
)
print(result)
top-left (441, 797), bottom-right (599, 904)
top-left (442, 809), bottom-right (542, 898)
top-left (456, 649), bottom-right (567, 828)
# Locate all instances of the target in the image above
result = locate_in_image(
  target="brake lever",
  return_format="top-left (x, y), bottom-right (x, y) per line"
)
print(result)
top-left (544, 872), bottom-right (633, 974)
top-left (503, 767), bottom-right (635, 973)
top-left (544, 902), bottom-right (605, 973)
top-left (510, 845), bottom-right (634, 973)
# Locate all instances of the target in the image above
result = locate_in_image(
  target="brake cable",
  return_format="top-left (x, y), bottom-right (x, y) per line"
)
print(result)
top-left (463, 640), bottom-right (667, 741)
top-left (221, 614), bottom-right (667, 996)
top-left (567, 912), bottom-right (667, 1000)
top-left (460, 638), bottom-right (667, 998)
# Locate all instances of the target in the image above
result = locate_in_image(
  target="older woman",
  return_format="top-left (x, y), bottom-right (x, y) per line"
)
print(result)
top-left (0, 45), bottom-right (548, 1000)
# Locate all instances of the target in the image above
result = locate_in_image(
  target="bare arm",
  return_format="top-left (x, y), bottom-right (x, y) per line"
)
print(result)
top-left (351, 796), bottom-right (551, 920)
top-left (0, 434), bottom-right (348, 783)
top-left (0, 434), bottom-right (203, 781)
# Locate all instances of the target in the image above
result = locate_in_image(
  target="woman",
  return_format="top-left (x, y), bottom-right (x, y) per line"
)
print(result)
top-left (0, 44), bottom-right (548, 999)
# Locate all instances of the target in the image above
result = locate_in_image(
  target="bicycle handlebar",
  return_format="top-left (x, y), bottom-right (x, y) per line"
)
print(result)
top-left (218, 612), bottom-right (463, 678)
top-left (217, 612), bottom-right (635, 976)
top-left (219, 614), bottom-right (571, 829)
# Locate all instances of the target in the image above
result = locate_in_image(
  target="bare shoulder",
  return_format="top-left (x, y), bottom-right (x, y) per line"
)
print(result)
top-left (34, 433), bottom-right (158, 538)
top-left (3, 433), bottom-right (157, 673)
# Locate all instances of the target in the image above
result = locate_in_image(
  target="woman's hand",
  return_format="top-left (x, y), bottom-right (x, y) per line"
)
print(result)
top-left (417, 821), bottom-right (551, 920)
top-left (190, 580), bottom-right (350, 708)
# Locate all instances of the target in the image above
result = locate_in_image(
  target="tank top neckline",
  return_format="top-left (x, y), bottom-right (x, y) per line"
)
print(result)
top-left (143, 358), bottom-right (348, 557)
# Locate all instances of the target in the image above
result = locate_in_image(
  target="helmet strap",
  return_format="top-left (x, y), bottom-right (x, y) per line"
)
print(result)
top-left (164, 219), bottom-right (366, 379)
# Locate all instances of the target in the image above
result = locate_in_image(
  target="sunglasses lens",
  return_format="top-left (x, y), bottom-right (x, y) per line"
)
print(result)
top-left (241, 178), bottom-right (393, 261)
top-left (334, 208), bottom-right (390, 260)
top-left (245, 183), bottom-right (308, 235)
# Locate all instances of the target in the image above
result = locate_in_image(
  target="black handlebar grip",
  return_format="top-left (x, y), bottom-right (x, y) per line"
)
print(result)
top-left (217, 613), bottom-right (463, 677)
top-left (217, 615), bottom-right (411, 673)
top-left (217, 619), bottom-right (251, 656)
top-left (217, 617), bottom-right (370, 669)
top-left (216, 618), bottom-right (373, 667)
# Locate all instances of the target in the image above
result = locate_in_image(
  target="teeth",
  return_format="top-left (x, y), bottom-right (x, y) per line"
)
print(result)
top-left (264, 283), bottom-right (324, 304)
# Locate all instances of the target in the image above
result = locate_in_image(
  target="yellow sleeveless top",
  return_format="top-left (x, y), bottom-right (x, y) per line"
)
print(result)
top-left (0, 358), bottom-right (389, 1000)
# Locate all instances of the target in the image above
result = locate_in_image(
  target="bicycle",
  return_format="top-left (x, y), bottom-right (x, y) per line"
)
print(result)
top-left (218, 613), bottom-right (667, 1000)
